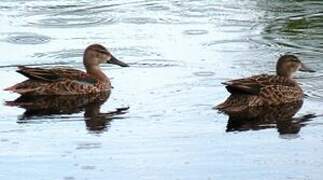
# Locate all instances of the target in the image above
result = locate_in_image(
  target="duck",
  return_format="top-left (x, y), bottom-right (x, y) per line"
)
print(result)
top-left (4, 44), bottom-right (129, 96)
top-left (215, 55), bottom-right (315, 113)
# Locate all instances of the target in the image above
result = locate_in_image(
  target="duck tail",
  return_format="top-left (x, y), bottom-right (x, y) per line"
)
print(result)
top-left (4, 81), bottom-right (38, 95)
top-left (214, 95), bottom-right (249, 113)
top-left (214, 102), bottom-right (247, 113)
top-left (4, 84), bottom-right (18, 91)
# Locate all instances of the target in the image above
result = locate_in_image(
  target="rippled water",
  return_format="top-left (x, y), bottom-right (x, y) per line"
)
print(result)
top-left (0, 0), bottom-right (323, 179)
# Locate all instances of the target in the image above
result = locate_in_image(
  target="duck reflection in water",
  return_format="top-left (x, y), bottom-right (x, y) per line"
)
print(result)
top-left (6, 91), bottom-right (129, 133)
top-left (224, 100), bottom-right (315, 136)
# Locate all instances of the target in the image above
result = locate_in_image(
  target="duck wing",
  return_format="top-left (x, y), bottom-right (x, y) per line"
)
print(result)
top-left (5, 78), bottom-right (105, 96)
top-left (222, 74), bottom-right (297, 95)
top-left (5, 66), bottom-right (100, 95)
top-left (17, 66), bottom-right (96, 83)
top-left (258, 84), bottom-right (303, 104)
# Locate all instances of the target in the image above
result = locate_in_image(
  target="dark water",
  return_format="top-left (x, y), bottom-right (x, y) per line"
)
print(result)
top-left (0, 0), bottom-right (323, 179)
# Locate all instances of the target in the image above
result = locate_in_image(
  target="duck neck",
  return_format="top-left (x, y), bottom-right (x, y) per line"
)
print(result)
top-left (276, 67), bottom-right (292, 79)
top-left (86, 66), bottom-right (109, 83)
top-left (277, 71), bottom-right (292, 78)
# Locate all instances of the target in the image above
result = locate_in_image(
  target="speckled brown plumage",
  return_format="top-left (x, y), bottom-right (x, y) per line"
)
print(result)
top-left (215, 55), bottom-right (315, 113)
top-left (5, 66), bottom-right (108, 95)
top-left (4, 44), bottom-right (129, 96)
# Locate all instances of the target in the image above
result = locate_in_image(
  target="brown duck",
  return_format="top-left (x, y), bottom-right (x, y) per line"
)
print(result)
top-left (4, 44), bottom-right (128, 95)
top-left (215, 55), bottom-right (315, 113)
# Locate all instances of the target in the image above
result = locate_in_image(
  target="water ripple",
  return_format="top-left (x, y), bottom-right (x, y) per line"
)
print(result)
top-left (193, 71), bottom-right (215, 77)
top-left (145, 4), bottom-right (170, 11)
top-left (76, 142), bottom-right (101, 150)
top-left (204, 39), bottom-right (262, 52)
top-left (5, 32), bottom-right (51, 45)
top-left (301, 74), bottom-right (323, 101)
top-left (32, 49), bottom-right (82, 59)
top-left (133, 59), bottom-right (184, 68)
top-left (263, 12), bottom-right (323, 54)
top-left (28, 16), bottom-right (115, 28)
top-left (122, 17), bottom-right (158, 24)
top-left (183, 29), bottom-right (208, 35)
top-left (112, 47), bottom-right (161, 57)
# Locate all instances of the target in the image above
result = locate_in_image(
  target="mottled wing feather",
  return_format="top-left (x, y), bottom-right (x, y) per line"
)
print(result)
top-left (10, 79), bottom-right (108, 96)
top-left (260, 85), bottom-right (303, 105)
top-left (223, 74), bottom-right (297, 95)
top-left (217, 74), bottom-right (302, 112)
top-left (17, 66), bottom-right (97, 84)
top-left (5, 66), bottom-right (109, 95)
top-left (39, 80), bottom-right (104, 95)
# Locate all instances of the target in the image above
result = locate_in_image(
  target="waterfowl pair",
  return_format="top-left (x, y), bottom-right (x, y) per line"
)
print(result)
top-left (5, 44), bottom-right (128, 96)
top-left (4, 44), bottom-right (315, 111)
top-left (215, 55), bottom-right (315, 113)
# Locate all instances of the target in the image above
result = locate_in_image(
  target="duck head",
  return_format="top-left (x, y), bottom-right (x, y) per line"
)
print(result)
top-left (83, 44), bottom-right (129, 69)
top-left (276, 54), bottom-right (315, 77)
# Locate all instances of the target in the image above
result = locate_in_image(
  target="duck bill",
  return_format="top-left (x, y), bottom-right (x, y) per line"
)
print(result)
top-left (299, 63), bottom-right (315, 72)
top-left (108, 55), bottom-right (129, 67)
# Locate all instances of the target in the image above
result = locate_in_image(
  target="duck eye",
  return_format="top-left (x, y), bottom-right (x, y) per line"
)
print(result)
top-left (96, 49), bottom-right (109, 55)
top-left (290, 63), bottom-right (299, 70)
top-left (285, 62), bottom-right (295, 69)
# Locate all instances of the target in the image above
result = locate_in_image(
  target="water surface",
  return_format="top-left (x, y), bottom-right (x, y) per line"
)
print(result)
top-left (0, 0), bottom-right (323, 179)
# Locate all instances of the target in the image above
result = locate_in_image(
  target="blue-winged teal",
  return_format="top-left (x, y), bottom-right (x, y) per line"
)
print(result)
top-left (215, 55), bottom-right (315, 113)
top-left (5, 44), bottom-right (128, 95)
